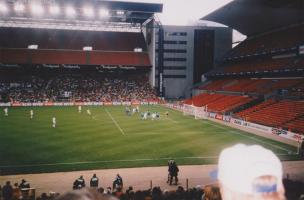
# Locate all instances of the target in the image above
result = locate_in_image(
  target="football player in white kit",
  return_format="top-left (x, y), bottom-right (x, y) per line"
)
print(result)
top-left (52, 117), bottom-right (56, 128)
top-left (4, 107), bottom-right (8, 116)
top-left (30, 109), bottom-right (34, 119)
top-left (78, 105), bottom-right (82, 113)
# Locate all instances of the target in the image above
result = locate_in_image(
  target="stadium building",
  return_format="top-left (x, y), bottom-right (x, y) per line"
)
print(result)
top-left (153, 25), bottom-right (232, 99)
top-left (0, 0), bottom-right (304, 200)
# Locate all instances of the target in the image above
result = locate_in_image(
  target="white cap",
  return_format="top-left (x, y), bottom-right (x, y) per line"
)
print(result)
top-left (218, 144), bottom-right (283, 195)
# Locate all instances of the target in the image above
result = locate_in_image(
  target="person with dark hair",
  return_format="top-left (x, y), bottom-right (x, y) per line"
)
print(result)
top-left (56, 188), bottom-right (118, 200)
top-left (90, 174), bottom-right (99, 188)
top-left (19, 179), bottom-right (30, 189)
top-left (202, 185), bottom-right (222, 200)
top-left (2, 181), bottom-right (13, 200)
top-left (112, 174), bottom-right (123, 191)
top-left (73, 176), bottom-right (86, 190)
top-left (12, 183), bottom-right (21, 200)
top-left (169, 160), bottom-right (179, 185)
top-left (167, 160), bottom-right (174, 183)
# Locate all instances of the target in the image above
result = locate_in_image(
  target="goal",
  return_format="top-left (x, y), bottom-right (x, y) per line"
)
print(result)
top-left (183, 104), bottom-right (207, 119)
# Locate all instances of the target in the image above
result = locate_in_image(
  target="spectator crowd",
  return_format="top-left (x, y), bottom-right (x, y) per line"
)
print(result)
top-left (0, 72), bottom-right (158, 103)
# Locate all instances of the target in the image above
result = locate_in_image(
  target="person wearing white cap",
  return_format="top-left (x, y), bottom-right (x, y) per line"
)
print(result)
top-left (217, 144), bottom-right (286, 200)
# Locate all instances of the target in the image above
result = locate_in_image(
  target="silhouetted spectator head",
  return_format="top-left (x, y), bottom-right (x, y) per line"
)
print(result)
top-left (217, 144), bottom-right (285, 200)
top-left (204, 185), bottom-right (222, 200)
top-left (56, 188), bottom-right (118, 200)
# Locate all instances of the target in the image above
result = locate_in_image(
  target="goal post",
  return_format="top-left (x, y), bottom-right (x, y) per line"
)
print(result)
top-left (183, 104), bottom-right (195, 116)
top-left (183, 104), bottom-right (207, 119)
top-left (194, 106), bottom-right (207, 120)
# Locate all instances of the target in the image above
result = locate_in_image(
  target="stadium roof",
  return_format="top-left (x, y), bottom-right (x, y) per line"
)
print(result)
top-left (201, 0), bottom-right (304, 36)
top-left (0, 0), bottom-right (163, 31)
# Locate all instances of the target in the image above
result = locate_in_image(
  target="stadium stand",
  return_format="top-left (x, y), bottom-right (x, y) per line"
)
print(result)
top-left (227, 24), bottom-right (304, 58)
top-left (223, 57), bottom-right (301, 73)
top-left (194, 23), bottom-right (304, 136)
top-left (184, 93), bottom-right (254, 113)
top-left (235, 99), bottom-right (304, 133)
top-left (199, 78), bottom-right (304, 94)
top-left (0, 69), bottom-right (157, 103)
top-left (0, 28), bottom-right (147, 51)
top-left (0, 28), bottom-right (151, 67)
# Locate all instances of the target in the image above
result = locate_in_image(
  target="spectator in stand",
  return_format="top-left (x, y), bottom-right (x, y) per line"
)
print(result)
top-left (56, 188), bottom-right (118, 200)
top-left (90, 174), bottom-right (99, 188)
top-left (202, 185), bottom-right (222, 200)
top-left (19, 179), bottom-right (30, 189)
top-left (217, 144), bottom-right (286, 200)
top-left (2, 181), bottom-right (13, 200)
top-left (1, 73), bottom-right (158, 103)
top-left (12, 183), bottom-right (21, 200)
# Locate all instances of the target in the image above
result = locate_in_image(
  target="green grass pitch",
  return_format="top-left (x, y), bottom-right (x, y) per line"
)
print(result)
top-left (0, 105), bottom-right (299, 175)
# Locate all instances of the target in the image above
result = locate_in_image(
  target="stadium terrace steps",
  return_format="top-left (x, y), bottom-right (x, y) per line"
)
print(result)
top-left (227, 25), bottom-right (304, 58)
top-left (0, 49), bottom-right (151, 66)
top-left (0, 28), bottom-right (147, 51)
top-left (284, 115), bottom-right (304, 133)
top-left (185, 93), bottom-right (254, 113)
top-left (224, 57), bottom-right (296, 73)
top-left (236, 100), bottom-right (304, 134)
top-left (198, 78), bottom-right (304, 95)
top-left (236, 99), bottom-right (276, 118)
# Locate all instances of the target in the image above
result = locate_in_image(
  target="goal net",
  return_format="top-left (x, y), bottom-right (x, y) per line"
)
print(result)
top-left (183, 104), bottom-right (195, 116)
top-left (183, 104), bottom-right (207, 119)
top-left (194, 106), bottom-right (207, 119)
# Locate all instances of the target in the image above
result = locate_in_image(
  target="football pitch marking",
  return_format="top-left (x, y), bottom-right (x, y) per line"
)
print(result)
top-left (161, 106), bottom-right (295, 154)
top-left (105, 108), bottom-right (125, 135)
top-left (166, 117), bottom-right (179, 124)
top-left (201, 120), bottom-right (295, 154)
top-left (0, 154), bottom-right (290, 169)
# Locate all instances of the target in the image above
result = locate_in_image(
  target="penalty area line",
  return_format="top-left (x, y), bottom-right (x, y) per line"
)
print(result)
top-left (105, 109), bottom-right (125, 135)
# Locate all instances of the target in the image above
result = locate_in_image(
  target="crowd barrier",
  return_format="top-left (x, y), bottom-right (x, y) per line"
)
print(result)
top-left (165, 103), bottom-right (304, 142)
top-left (0, 101), bottom-right (159, 107)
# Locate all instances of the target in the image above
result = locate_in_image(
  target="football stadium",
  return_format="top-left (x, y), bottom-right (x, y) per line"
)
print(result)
top-left (0, 0), bottom-right (304, 199)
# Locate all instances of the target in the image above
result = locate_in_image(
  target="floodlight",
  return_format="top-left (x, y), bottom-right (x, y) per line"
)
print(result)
top-left (31, 3), bottom-right (44, 15)
top-left (49, 5), bottom-right (60, 15)
top-left (0, 3), bottom-right (8, 13)
top-left (83, 46), bottom-right (93, 51)
top-left (28, 44), bottom-right (38, 49)
top-left (66, 6), bottom-right (76, 17)
top-left (99, 8), bottom-right (109, 17)
top-left (14, 3), bottom-right (25, 13)
top-left (83, 6), bottom-right (94, 18)
top-left (116, 10), bottom-right (124, 15)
